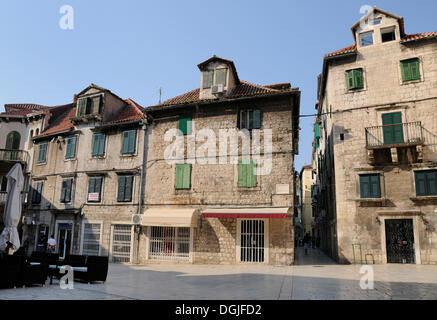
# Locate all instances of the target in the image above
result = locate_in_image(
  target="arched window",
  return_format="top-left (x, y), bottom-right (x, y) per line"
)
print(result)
top-left (5, 131), bottom-right (21, 150)
top-left (30, 130), bottom-right (34, 138)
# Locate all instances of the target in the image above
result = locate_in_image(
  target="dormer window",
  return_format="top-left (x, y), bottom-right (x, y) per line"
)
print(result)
top-left (360, 32), bottom-right (374, 47)
top-left (202, 68), bottom-right (228, 89)
top-left (381, 27), bottom-right (396, 43)
top-left (372, 18), bottom-right (382, 25)
top-left (77, 95), bottom-right (102, 116)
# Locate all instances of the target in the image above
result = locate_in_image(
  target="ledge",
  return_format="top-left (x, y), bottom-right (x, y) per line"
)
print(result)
top-left (354, 198), bottom-right (387, 203)
top-left (410, 195), bottom-right (437, 202)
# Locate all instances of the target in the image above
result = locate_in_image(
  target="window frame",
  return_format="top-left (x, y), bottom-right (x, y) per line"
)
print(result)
top-left (60, 178), bottom-right (73, 203)
top-left (414, 170), bottom-right (437, 197)
top-left (37, 142), bottom-right (48, 164)
top-left (346, 68), bottom-right (364, 91)
top-left (175, 164), bottom-right (192, 190)
top-left (359, 31), bottom-right (374, 47)
top-left (359, 174), bottom-right (382, 199)
top-left (92, 132), bottom-right (106, 157)
top-left (121, 129), bottom-right (137, 155)
top-left (65, 136), bottom-right (77, 160)
top-left (87, 176), bottom-right (103, 203)
top-left (400, 58), bottom-right (421, 82)
top-left (117, 175), bottom-right (134, 202)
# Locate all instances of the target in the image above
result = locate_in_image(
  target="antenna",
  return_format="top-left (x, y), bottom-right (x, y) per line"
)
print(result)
top-left (158, 87), bottom-right (162, 104)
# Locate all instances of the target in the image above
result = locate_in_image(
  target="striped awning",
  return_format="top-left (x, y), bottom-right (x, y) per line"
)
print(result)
top-left (141, 207), bottom-right (198, 227)
top-left (201, 207), bottom-right (290, 219)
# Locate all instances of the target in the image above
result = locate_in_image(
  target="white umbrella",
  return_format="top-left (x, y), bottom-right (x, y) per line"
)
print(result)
top-left (0, 163), bottom-right (24, 254)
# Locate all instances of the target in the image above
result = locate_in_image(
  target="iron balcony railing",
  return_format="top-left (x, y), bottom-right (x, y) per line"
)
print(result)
top-left (365, 121), bottom-right (424, 149)
top-left (0, 149), bottom-right (28, 162)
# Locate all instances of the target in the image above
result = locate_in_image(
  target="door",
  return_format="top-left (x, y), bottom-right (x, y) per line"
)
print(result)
top-left (111, 225), bottom-right (133, 263)
top-left (240, 220), bottom-right (265, 263)
top-left (57, 223), bottom-right (73, 259)
top-left (385, 219), bottom-right (415, 264)
top-left (382, 112), bottom-right (404, 145)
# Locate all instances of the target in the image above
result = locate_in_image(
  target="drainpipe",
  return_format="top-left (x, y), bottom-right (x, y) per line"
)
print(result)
top-left (135, 119), bottom-right (148, 264)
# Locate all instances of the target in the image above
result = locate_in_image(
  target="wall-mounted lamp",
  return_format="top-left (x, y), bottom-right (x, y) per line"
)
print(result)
top-left (375, 217), bottom-right (381, 225)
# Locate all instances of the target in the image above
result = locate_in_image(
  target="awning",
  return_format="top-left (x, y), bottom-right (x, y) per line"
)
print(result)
top-left (201, 207), bottom-right (290, 219)
top-left (141, 208), bottom-right (198, 227)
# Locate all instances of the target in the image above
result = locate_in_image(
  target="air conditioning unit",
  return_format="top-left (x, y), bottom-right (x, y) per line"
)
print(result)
top-left (211, 84), bottom-right (224, 94)
top-left (131, 214), bottom-right (142, 225)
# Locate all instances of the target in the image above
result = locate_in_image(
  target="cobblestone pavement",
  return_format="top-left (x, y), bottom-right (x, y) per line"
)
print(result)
top-left (1, 248), bottom-right (437, 300)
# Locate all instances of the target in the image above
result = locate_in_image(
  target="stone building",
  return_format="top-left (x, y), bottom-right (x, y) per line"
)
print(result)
top-left (139, 56), bottom-right (300, 265)
top-left (299, 165), bottom-right (315, 239)
top-left (22, 84), bottom-right (146, 262)
top-left (313, 7), bottom-right (437, 264)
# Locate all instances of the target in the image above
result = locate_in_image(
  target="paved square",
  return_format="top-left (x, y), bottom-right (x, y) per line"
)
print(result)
top-left (1, 249), bottom-right (437, 300)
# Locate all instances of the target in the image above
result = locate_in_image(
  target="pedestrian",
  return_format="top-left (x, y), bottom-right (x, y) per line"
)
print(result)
top-left (303, 233), bottom-right (311, 255)
top-left (47, 235), bottom-right (56, 253)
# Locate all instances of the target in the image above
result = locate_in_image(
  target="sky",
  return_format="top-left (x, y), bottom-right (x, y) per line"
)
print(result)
top-left (1, 0), bottom-right (436, 171)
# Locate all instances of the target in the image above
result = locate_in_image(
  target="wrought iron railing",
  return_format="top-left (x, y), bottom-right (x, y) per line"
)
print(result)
top-left (0, 149), bottom-right (28, 162)
top-left (365, 121), bottom-right (424, 149)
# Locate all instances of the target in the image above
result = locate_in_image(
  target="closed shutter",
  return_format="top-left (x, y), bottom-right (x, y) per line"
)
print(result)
top-left (415, 171), bottom-right (427, 196)
top-left (117, 176), bottom-right (126, 202)
top-left (175, 164), bottom-right (191, 189)
top-left (215, 68), bottom-right (227, 86)
top-left (121, 131), bottom-right (129, 154)
top-left (238, 160), bottom-right (247, 187)
top-left (415, 170), bottom-right (437, 196)
top-left (238, 160), bottom-right (257, 187)
top-left (355, 69), bottom-right (364, 89)
top-left (179, 116), bottom-right (192, 136)
top-left (247, 160), bottom-right (257, 187)
top-left (360, 174), bottom-right (380, 198)
top-left (410, 59), bottom-right (420, 80)
top-left (427, 170), bottom-right (437, 195)
top-left (253, 109), bottom-right (261, 129)
top-left (125, 176), bottom-right (133, 201)
top-left (202, 71), bottom-right (213, 89)
top-left (38, 143), bottom-right (47, 163)
top-left (382, 112), bottom-right (404, 145)
top-left (92, 134), bottom-right (99, 156)
top-left (92, 95), bottom-right (102, 114)
top-left (128, 130), bottom-right (136, 154)
top-left (346, 70), bottom-right (354, 90)
top-left (88, 177), bottom-right (102, 202)
top-left (360, 175), bottom-right (370, 198)
top-left (370, 174), bottom-right (381, 198)
top-left (65, 136), bottom-right (76, 159)
top-left (92, 133), bottom-right (106, 156)
top-left (401, 59), bottom-right (420, 82)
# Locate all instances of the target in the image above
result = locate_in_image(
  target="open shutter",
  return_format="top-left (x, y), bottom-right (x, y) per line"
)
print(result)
top-left (253, 109), bottom-right (261, 129)
top-left (99, 134), bottom-right (106, 155)
top-left (179, 116), bottom-right (192, 136)
top-left (88, 177), bottom-right (95, 200)
top-left (67, 179), bottom-right (72, 202)
top-left (346, 70), bottom-right (354, 90)
top-left (355, 69), bottom-right (364, 89)
top-left (238, 160), bottom-right (246, 187)
top-left (77, 98), bottom-right (86, 116)
top-left (96, 177), bottom-right (102, 201)
top-left (61, 180), bottom-right (67, 202)
top-left (117, 176), bottom-right (126, 202)
top-left (66, 136), bottom-right (76, 159)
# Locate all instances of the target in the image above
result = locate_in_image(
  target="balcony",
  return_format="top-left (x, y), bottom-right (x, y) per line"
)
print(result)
top-left (365, 122), bottom-right (424, 149)
top-left (0, 149), bottom-right (28, 163)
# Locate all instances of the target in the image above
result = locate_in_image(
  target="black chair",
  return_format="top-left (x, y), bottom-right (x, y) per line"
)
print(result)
top-left (0, 254), bottom-right (22, 288)
top-left (75, 256), bottom-right (109, 283)
top-left (63, 254), bottom-right (86, 267)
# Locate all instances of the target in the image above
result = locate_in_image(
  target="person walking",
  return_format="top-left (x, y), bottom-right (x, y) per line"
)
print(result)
top-left (303, 233), bottom-right (311, 255)
top-left (47, 235), bottom-right (56, 253)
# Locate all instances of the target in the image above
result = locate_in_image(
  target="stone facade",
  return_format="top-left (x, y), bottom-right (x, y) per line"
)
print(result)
top-left (313, 8), bottom-right (437, 264)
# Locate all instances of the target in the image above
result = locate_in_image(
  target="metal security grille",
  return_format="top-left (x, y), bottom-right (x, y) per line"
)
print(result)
top-left (82, 223), bottom-right (101, 256)
top-left (240, 220), bottom-right (265, 263)
top-left (149, 227), bottom-right (190, 261)
top-left (385, 219), bottom-right (415, 264)
top-left (111, 225), bottom-right (132, 263)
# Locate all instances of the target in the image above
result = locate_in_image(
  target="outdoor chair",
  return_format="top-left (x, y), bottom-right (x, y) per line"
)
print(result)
top-left (74, 256), bottom-right (109, 283)
top-left (0, 254), bottom-right (22, 288)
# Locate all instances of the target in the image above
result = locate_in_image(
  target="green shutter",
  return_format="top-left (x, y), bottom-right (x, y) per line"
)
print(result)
top-left (6, 132), bottom-right (20, 150)
top-left (253, 109), bottom-right (261, 129)
top-left (99, 134), bottom-right (106, 155)
top-left (92, 133), bottom-right (106, 156)
top-left (88, 177), bottom-right (95, 194)
top-left (382, 112), bottom-right (404, 145)
top-left (370, 175), bottom-right (381, 198)
top-left (65, 136), bottom-right (76, 159)
top-left (117, 176), bottom-right (126, 202)
top-left (427, 170), bottom-right (437, 196)
top-left (411, 59), bottom-right (420, 80)
top-left (360, 175), bottom-right (370, 198)
top-left (355, 69), bottom-right (364, 89)
top-left (415, 171), bottom-right (427, 196)
top-left (128, 130), bottom-right (136, 154)
top-left (77, 98), bottom-right (86, 116)
top-left (238, 160), bottom-right (256, 187)
top-left (238, 160), bottom-right (246, 187)
top-left (346, 70), bottom-right (354, 90)
top-left (179, 115), bottom-right (192, 136)
top-left (38, 143), bottom-right (47, 163)
top-left (125, 176), bottom-right (133, 201)
top-left (95, 177), bottom-right (102, 200)
top-left (175, 164), bottom-right (191, 189)
top-left (247, 160), bottom-right (257, 187)
top-left (415, 170), bottom-right (437, 196)
top-left (121, 131), bottom-right (129, 154)
top-left (401, 59), bottom-right (420, 82)
top-left (92, 134), bottom-right (99, 156)
top-left (360, 174), bottom-right (380, 198)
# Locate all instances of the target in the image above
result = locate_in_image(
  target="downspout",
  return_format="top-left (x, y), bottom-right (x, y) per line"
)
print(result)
top-left (135, 119), bottom-right (148, 264)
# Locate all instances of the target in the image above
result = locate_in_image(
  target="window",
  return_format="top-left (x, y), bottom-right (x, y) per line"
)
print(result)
top-left (178, 115), bottom-right (192, 136)
top-left (401, 58), bottom-right (421, 82)
top-left (0, 176), bottom-right (7, 192)
top-left (92, 133), bottom-right (106, 157)
top-left (37, 142), bottom-right (48, 163)
top-left (65, 136), bottom-right (77, 159)
top-left (121, 130), bottom-right (137, 154)
top-left (82, 223), bottom-right (101, 256)
top-left (346, 69), bottom-right (364, 90)
top-left (149, 227), bottom-right (190, 261)
top-left (382, 112), bottom-right (404, 145)
top-left (32, 181), bottom-right (43, 204)
top-left (77, 95), bottom-right (102, 116)
top-left (202, 70), bottom-right (213, 89)
top-left (359, 174), bottom-right (381, 198)
top-left (6, 131), bottom-right (20, 150)
top-left (360, 32), bottom-right (374, 47)
top-left (111, 224), bottom-right (133, 263)
top-left (175, 164), bottom-right (191, 190)
top-left (238, 109), bottom-right (261, 130)
top-left (372, 18), bottom-right (382, 25)
top-left (117, 175), bottom-right (133, 202)
top-left (238, 159), bottom-right (257, 188)
top-left (60, 179), bottom-right (73, 203)
top-left (88, 176), bottom-right (103, 202)
top-left (215, 68), bottom-right (227, 86)
top-left (415, 170), bottom-right (437, 196)
top-left (381, 28), bottom-right (396, 43)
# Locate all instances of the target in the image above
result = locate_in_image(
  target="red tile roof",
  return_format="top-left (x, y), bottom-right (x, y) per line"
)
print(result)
top-left (2, 104), bottom-right (49, 116)
top-left (38, 105), bottom-right (76, 137)
top-left (325, 44), bottom-right (357, 58)
top-left (104, 99), bottom-right (144, 124)
top-left (152, 80), bottom-right (292, 108)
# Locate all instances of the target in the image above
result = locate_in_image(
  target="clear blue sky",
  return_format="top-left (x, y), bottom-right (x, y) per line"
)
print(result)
top-left (1, 0), bottom-right (436, 171)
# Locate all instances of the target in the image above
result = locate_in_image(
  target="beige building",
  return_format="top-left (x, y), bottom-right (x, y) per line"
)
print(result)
top-left (139, 56), bottom-right (300, 265)
top-left (299, 165), bottom-right (315, 238)
top-left (22, 84), bottom-right (146, 262)
top-left (313, 7), bottom-right (437, 264)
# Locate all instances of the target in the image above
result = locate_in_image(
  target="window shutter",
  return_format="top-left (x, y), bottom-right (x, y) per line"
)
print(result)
top-left (355, 69), bottom-right (364, 89)
top-left (248, 160), bottom-right (257, 187)
top-left (427, 171), bottom-right (437, 195)
top-left (125, 176), bottom-right (133, 201)
top-left (179, 116), bottom-right (192, 136)
top-left (415, 171), bottom-right (426, 196)
top-left (360, 175), bottom-right (370, 198)
top-left (38, 143), bottom-right (47, 163)
top-left (92, 95), bottom-right (102, 114)
top-left (238, 160), bottom-right (246, 187)
top-left (253, 109), bottom-right (261, 129)
top-left (117, 176), bottom-right (126, 202)
top-left (61, 180), bottom-right (66, 202)
top-left (346, 71), bottom-right (354, 90)
top-left (175, 165), bottom-right (183, 189)
top-left (411, 59), bottom-right (420, 80)
top-left (99, 134), bottom-right (106, 155)
top-left (92, 134), bottom-right (99, 156)
top-left (203, 71), bottom-right (213, 89)
top-left (215, 68), bottom-right (227, 86)
top-left (182, 164), bottom-right (191, 189)
top-left (370, 175), bottom-right (381, 198)
top-left (121, 131), bottom-right (130, 154)
top-left (66, 136), bottom-right (76, 159)
top-left (96, 177), bottom-right (102, 201)
top-left (88, 178), bottom-right (95, 195)
top-left (128, 130), bottom-right (136, 154)
top-left (77, 98), bottom-right (86, 116)
top-left (66, 179), bottom-right (72, 202)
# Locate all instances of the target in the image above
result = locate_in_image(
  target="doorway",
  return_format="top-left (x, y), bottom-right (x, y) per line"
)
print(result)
top-left (385, 219), bottom-right (415, 264)
top-left (57, 223), bottom-right (73, 260)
